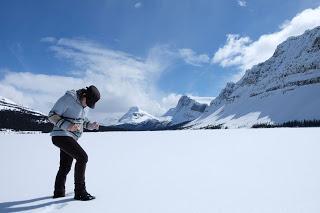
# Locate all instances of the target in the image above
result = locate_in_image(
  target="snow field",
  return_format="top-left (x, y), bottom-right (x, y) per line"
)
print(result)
top-left (1, 128), bottom-right (320, 212)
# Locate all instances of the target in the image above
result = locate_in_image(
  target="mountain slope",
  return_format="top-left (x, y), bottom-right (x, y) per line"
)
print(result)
top-left (163, 95), bottom-right (211, 125)
top-left (0, 96), bottom-right (44, 115)
top-left (188, 26), bottom-right (320, 128)
top-left (0, 96), bottom-right (52, 132)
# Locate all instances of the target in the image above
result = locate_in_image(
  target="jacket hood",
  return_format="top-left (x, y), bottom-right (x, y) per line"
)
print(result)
top-left (66, 89), bottom-right (82, 106)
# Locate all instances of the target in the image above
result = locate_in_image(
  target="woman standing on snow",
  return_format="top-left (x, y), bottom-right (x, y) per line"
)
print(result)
top-left (48, 85), bottom-right (100, 201)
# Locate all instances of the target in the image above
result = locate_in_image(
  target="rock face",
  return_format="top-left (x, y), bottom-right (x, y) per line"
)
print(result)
top-left (163, 95), bottom-right (209, 125)
top-left (188, 26), bottom-right (320, 128)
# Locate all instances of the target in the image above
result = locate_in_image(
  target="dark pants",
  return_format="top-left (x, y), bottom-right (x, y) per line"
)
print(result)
top-left (52, 136), bottom-right (88, 194)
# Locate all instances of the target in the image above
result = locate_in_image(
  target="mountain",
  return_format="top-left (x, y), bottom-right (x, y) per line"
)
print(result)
top-left (187, 26), bottom-right (320, 129)
top-left (106, 106), bottom-right (167, 131)
top-left (105, 96), bottom-right (213, 130)
top-left (0, 96), bottom-right (52, 132)
top-left (163, 95), bottom-right (211, 125)
top-left (118, 106), bottom-right (159, 124)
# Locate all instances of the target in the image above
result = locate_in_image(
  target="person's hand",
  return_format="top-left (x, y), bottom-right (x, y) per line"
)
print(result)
top-left (92, 122), bottom-right (99, 130)
top-left (68, 124), bottom-right (81, 132)
top-left (87, 122), bottom-right (99, 130)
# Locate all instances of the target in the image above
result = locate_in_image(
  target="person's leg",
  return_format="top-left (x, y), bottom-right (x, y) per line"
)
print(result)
top-left (53, 149), bottom-right (73, 197)
top-left (52, 136), bottom-right (89, 197)
top-left (72, 145), bottom-right (88, 193)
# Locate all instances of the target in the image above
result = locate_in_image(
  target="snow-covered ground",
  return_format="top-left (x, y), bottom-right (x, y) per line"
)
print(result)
top-left (1, 129), bottom-right (320, 213)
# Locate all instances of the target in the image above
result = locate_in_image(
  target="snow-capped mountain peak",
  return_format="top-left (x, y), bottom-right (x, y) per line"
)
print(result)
top-left (118, 106), bottom-right (158, 124)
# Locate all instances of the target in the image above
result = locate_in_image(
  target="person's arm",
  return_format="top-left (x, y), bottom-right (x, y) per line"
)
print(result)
top-left (47, 94), bottom-right (73, 131)
top-left (83, 117), bottom-right (99, 130)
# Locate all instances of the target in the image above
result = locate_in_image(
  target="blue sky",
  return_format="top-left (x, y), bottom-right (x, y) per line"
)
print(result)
top-left (0, 0), bottom-right (320, 118)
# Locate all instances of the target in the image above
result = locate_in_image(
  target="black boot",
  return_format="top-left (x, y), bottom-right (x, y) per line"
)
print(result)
top-left (74, 191), bottom-right (95, 201)
top-left (53, 190), bottom-right (65, 199)
top-left (74, 183), bottom-right (95, 201)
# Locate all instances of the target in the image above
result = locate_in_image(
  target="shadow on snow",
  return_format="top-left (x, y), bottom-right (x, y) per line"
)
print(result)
top-left (0, 193), bottom-right (74, 212)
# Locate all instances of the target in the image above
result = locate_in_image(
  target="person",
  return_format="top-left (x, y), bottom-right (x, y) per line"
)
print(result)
top-left (47, 85), bottom-right (100, 201)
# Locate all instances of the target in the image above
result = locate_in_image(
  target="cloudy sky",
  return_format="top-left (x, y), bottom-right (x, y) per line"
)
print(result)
top-left (0, 0), bottom-right (320, 121)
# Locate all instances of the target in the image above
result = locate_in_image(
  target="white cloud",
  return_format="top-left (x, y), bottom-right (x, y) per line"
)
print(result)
top-left (160, 93), bottom-right (181, 110)
top-left (8, 43), bottom-right (28, 70)
top-left (0, 71), bottom-right (86, 115)
top-left (0, 83), bottom-right (34, 106)
top-left (178, 48), bottom-right (210, 66)
top-left (134, 2), bottom-right (142, 9)
top-left (40, 37), bottom-right (57, 43)
top-left (212, 34), bottom-right (251, 68)
top-left (0, 39), bottom-right (179, 120)
top-left (237, 0), bottom-right (247, 7)
top-left (213, 6), bottom-right (320, 81)
top-left (0, 38), bottom-right (211, 120)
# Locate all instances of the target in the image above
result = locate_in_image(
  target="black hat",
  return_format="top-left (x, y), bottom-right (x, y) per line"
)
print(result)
top-left (85, 85), bottom-right (100, 109)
